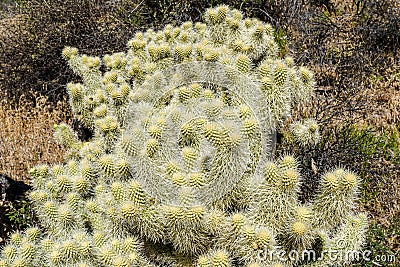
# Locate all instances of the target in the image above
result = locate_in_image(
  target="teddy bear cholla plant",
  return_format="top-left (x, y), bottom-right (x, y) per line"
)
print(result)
top-left (0, 5), bottom-right (367, 267)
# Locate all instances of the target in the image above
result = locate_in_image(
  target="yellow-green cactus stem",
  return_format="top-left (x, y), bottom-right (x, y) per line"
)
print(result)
top-left (98, 154), bottom-right (115, 177)
top-left (256, 229), bottom-right (271, 248)
top-left (172, 172), bottom-right (187, 186)
top-left (237, 54), bottom-right (251, 73)
top-left (111, 182), bottom-right (125, 202)
top-left (280, 169), bottom-right (299, 189)
top-left (116, 159), bottom-right (130, 178)
top-left (231, 213), bottom-right (246, 232)
top-left (242, 118), bottom-right (259, 138)
top-left (274, 62), bottom-right (287, 86)
top-left (128, 180), bottom-right (148, 206)
top-left (279, 155), bottom-right (298, 171)
top-left (120, 201), bottom-right (138, 221)
top-left (198, 255), bottom-right (211, 267)
top-left (93, 232), bottom-right (106, 247)
top-left (188, 172), bottom-right (205, 188)
top-left (10, 233), bottom-right (23, 246)
top-left (67, 160), bottom-right (79, 175)
top-left (3, 245), bottom-right (17, 261)
top-left (58, 204), bottom-right (75, 228)
top-left (339, 171), bottom-right (358, 191)
top-left (211, 250), bottom-right (230, 267)
top-left (43, 201), bottom-right (58, 222)
top-left (263, 162), bottom-right (280, 184)
top-left (145, 138), bottom-right (159, 158)
top-left (123, 237), bottom-right (139, 253)
top-left (56, 175), bottom-right (73, 193)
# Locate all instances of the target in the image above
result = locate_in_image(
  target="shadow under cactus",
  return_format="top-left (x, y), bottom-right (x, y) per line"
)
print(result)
top-left (0, 174), bottom-right (34, 247)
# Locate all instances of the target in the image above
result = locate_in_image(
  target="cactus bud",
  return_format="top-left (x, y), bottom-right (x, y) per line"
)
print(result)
top-left (182, 146), bottom-right (198, 169)
top-left (127, 180), bottom-right (147, 206)
top-left (231, 213), bottom-right (246, 232)
top-left (292, 221), bottom-right (307, 235)
top-left (10, 233), bottom-right (23, 245)
top-left (172, 172), bottom-right (187, 186)
top-left (111, 182), bottom-right (125, 201)
top-left (281, 169), bottom-right (299, 188)
top-left (58, 204), bottom-right (75, 227)
top-left (120, 201), bottom-right (138, 220)
top-left (340, 172), bottom-right (358, 191)
top-left (237, 54), bottom-right (251, 73)
top-left (242, 118), bottom-right (258, 137)
top-left (56, 175), bottom-right (73, 193)
top-left (212, 250), bottom-right (230, 267)
top-left (198, 256), bottom-right (211, 267)
top-left (279, 155), bottom-right (297, 170)
top-left (123, 237), bottom-right (139, 253)
top-left (256, 230), bottom-right (271, 247)
top-left (274, 63), bottom-right (287, 86)
top-left (98, 155), bottom-right (115, 177)
top-left (323, 172), bottom-right (339, 191)
top-left (145, 138), bottom-right (159, 158)
top-left (120, 135), bottom-right (138, 157)
top-left (72, 177), bottom-right (88, 196)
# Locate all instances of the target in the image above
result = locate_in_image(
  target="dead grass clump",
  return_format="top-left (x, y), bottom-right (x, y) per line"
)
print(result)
top-left (0, 95), bottom-right (71, 183)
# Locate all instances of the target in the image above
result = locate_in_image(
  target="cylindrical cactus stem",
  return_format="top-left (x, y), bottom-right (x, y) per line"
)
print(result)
top-left (9, 233), bottom-right (23, 246)
top-left (110, 181), bottom-right (126, 202)
top-left (127, 180), bottom-right (149, 207)
top-left (58, 204), bottom-right (77, 230)
top-left (322, 213), bottom-right (368, 266)
top-left (115, 158), bottom-right (131, 179)
top-left (211, 250), bottom-right (231, 267)
top-left (280, 220), bottom-right (314, 256)
top-left (2, 245), bottom-right (17, 262)
top-left (56, 175), bottom-right (73, 194)
top-left (53, 123), bottom-right (81, 149)
top-left (95, 156), bottom-right (114, 180)
top-left (312, 169), bottom-right (360, 231)
top-left (290, 119), bottom-right (321, 146)
top-left (182, 146), bottom-right (198, 170)
top-left (278, 155), bottom-right (298, 171)
top-left (197, 255), bottom-right (212, 267)
top-left (145, 138), bottom-right (159, 158)
top-left (273, 62), bottom-right (288, 86)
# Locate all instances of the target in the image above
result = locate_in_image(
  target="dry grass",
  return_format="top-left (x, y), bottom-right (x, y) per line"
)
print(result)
top-left (0, 94), bottom-right (71, 183)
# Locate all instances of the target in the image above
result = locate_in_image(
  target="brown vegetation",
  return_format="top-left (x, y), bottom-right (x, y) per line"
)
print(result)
top-left (0, 94), bottom-right (69, 182)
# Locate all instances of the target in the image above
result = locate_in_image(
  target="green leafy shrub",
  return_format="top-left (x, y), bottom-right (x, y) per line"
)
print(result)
top-left (0, 6), bottom-right (368, 267)
top-left (4, 200), bottom-right (35, 232)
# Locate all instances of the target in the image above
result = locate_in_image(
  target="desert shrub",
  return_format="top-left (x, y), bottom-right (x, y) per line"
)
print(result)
top-left (0, 0), bottom-right (317, 104)
top-left (0, 200), bottom-right (33, 248)
top-left (0, 0), bottom-right (138, 102)
top-left (0, 95), bottom-right (69, 181)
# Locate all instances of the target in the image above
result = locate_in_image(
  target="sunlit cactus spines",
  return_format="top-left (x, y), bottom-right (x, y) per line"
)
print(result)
top-left (0, 5), bottom-right (368, 267)
top-left (290, 119), bottom-right (321, 146)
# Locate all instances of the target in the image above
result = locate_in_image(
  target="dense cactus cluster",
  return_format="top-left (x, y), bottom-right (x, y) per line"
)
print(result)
top-left (0, 6), bottom-right (367, 267)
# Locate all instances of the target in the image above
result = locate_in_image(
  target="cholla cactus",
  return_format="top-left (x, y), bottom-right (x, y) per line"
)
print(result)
top-left (290, 119), bottom-right (320, 146)
top-left (0, 6), bottom-right (367, 267)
